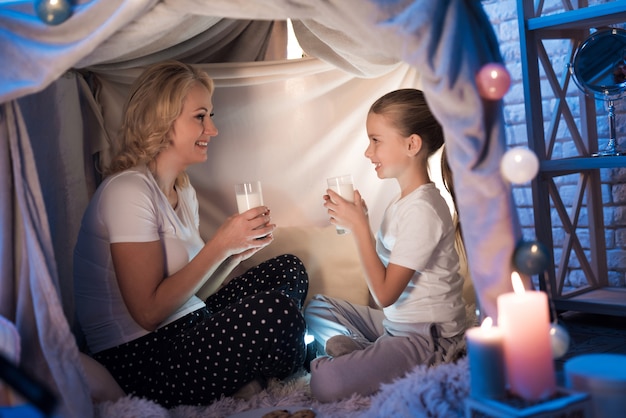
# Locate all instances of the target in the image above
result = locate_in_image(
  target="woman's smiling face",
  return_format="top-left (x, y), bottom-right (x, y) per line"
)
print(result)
top-left (169, 81), bottom-right (218, 167)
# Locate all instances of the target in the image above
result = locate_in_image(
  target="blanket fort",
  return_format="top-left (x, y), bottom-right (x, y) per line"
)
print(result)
top-left (0, 1), bottom-right (517, 417)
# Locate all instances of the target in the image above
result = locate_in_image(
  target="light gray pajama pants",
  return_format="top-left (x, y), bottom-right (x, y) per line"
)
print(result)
top-left (304, 294), bottom-right (464, 402)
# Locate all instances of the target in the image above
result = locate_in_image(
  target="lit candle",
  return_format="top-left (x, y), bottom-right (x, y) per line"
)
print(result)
top-left (465, 317), bottom-right (506, 399)
top-left (497, 272), bottom-right (556, 401)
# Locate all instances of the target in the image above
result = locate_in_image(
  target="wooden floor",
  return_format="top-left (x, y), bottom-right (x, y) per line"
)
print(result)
top-left (554, 310), bottom-right (626, 386)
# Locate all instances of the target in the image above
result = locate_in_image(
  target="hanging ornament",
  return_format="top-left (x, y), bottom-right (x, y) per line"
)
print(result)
top-left (513, 240), bottom-right (549, 276)
top-left (500, 147), bottom-right (539, 184)
top-left (549, 322), bottom-right (571, 359)
top-left (35, 0), bottom-right (73, 26)
top-left (476, 62), bottom-right (511, 100)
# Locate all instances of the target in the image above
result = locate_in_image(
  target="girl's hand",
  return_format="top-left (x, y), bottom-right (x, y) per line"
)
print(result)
top-left (324, 189), bottom-right (369, 233)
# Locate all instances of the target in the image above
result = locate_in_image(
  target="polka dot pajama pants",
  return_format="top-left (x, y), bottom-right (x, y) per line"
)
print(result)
top-left (94, 254), bottom-right (309, 407)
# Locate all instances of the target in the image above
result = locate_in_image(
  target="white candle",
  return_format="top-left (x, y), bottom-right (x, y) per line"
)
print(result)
top-left (497, 272), bottom-right (556, 401)
top-left (465, 317), bottom-right (506, 399)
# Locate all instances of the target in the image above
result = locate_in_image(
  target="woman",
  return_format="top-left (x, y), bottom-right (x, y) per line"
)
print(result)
top-left (73, 60), bottom-right (308, 407)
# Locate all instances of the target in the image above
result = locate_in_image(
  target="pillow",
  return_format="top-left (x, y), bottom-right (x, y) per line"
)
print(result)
top-left (79, 353), bottom-right (125, 403)
top-left (198, 225), bottom-right (371, 307)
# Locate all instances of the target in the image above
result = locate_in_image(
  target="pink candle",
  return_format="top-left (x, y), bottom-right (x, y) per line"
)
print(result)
top-left (497, 272), bottom-right (556, 401)
top-left (466, 317), bottom-right (506, 399)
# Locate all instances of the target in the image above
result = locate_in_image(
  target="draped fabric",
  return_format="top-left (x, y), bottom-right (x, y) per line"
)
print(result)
top-left (0, 102), bottom-right (92, 417)
top-left (0, 1), bottom-right (520, 417)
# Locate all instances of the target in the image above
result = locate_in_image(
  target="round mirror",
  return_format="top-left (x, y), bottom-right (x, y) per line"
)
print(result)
top-left (572, 27), bottom-right (626, 100)
top-left (570, 27), bottom-right (626, 156)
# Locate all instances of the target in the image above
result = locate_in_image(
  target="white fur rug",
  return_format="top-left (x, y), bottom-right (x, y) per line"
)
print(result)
top-left (94, 357), bottom-right (470, 418)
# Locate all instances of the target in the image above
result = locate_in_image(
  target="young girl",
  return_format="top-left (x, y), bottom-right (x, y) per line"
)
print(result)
top-left (305, 89), bottom-right (466, 402)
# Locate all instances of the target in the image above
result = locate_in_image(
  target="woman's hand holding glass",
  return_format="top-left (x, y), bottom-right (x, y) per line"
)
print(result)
top-left (213, 205), bottom-right (275, 262)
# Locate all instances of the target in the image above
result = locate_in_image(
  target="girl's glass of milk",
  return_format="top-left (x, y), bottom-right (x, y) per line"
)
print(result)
top-left (326, 174), bottom-right (354, 235)
top-left (235, 181), bottom-right (264, 213)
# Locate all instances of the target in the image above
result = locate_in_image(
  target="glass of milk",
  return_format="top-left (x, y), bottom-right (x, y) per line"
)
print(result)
top-left (326, 174), bottom-right (354, 235)
top-left (235, 181), bottom-right (264, 213)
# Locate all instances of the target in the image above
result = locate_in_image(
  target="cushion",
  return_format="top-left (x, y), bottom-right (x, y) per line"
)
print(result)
top-left (79, 353), bottom-right (125, 403)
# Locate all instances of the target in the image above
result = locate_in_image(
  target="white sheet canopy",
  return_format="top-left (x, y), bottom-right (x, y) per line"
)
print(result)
top-left (0, 1), bottom-right (520, 417)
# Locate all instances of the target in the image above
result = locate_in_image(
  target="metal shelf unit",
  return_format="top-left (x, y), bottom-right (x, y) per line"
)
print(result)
top-left (517, 0), bottom-right (626, 316)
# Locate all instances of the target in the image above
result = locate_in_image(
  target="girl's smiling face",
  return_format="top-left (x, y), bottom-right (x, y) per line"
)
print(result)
top-left (364, 112), bottom-right (412, 180)
top-left (169, 82), bottom-right (218, 167)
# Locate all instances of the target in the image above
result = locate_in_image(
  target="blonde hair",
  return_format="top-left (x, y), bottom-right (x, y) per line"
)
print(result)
top-left (105, 60), bottom-right (214, 187)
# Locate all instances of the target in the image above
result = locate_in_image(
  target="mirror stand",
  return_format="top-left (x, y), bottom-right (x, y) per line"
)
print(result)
top-left (570, 27), bottom-right (626, 158)
top-left (593, 99), bottom-right (623, 156)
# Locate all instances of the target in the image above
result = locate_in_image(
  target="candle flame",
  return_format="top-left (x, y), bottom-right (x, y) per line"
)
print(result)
top-left (480, 316), bottom-right (493, 330)
top-left (512, 271), bottom-right (526, 294)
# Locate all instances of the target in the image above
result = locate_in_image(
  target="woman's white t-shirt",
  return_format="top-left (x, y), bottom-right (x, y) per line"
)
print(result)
top-left (74, 165), bottom-right (205, 353)
top-left (376, 183), bottom-right (466, 337)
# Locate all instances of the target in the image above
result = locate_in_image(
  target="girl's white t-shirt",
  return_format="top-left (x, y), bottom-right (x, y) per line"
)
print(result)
top-left (376, 183), bottom-right (466, 337)
top-left (73, 165), bottom-right (205, 353)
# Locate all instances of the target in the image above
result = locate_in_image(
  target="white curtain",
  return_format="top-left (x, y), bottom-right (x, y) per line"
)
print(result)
top-left (92, 58), bottom-right (419, 234)
top-left (0, 101), bottom-right (92, 417)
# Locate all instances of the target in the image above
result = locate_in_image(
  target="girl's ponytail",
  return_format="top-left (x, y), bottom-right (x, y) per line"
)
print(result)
top-left (441, 145), bottom-right (466, 267)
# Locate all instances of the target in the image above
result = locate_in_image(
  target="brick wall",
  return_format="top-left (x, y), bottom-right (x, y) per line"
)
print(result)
top-left (482, 0), bottom-right (626, 289)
